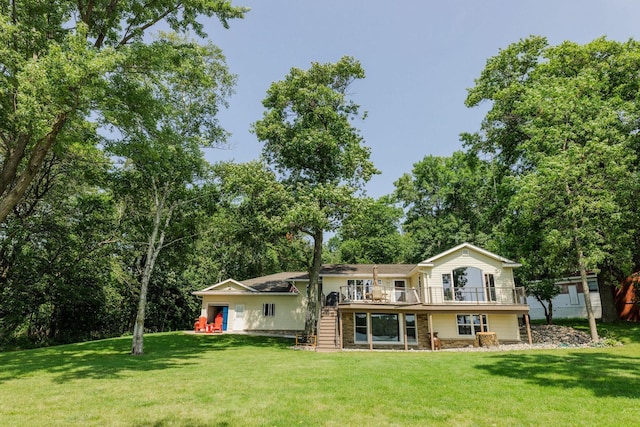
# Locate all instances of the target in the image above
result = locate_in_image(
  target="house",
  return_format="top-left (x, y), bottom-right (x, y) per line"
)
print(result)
top-left (193, 243), bottom-right (531, 350)
top-left (526, 274), bottom-right (602, 321)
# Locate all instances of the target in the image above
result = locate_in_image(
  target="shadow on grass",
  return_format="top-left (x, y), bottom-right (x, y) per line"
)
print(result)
top-left (476, 350), bottom-right (640, 398)
top-left (0, 333), bottom-right (293, 384)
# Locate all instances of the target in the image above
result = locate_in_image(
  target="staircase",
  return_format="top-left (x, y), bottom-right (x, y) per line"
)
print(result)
top-left (316, 306), bottom-right (340, 352)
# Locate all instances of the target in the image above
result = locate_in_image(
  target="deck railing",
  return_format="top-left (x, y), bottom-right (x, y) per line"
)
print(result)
top-left (424, 286), bottom-right (527, 305)
top-left (337, 285), bottom-right (527, 305)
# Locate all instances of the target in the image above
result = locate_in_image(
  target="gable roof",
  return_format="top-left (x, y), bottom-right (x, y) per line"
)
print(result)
top-left (198, 278), bottom-right (254, 292)
top-left (193, 272), bottom-right (307, 296)
top-left (418, 242), bottom-right (521, 268)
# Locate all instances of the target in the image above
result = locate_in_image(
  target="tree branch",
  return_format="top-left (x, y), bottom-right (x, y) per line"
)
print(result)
top-left (0, 112), bottom-right (69, 223)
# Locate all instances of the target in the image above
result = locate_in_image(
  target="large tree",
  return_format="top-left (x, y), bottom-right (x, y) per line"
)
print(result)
top-left (104, 35), bottom-right (236, 355)
top-left (466, 36), bottom-right (640, 340)
top-left (326, 196), bottom-right (406, 264)
top-left (394, 151), bottom-right (495, 261)
top-left (0, 0), bottom-right (247, 224)
top-left (253, 56), bottom-right (378, 336)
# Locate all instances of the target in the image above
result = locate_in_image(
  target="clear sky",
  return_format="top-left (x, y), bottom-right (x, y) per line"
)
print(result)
top-left (196, 0), bottom-right (640, 198)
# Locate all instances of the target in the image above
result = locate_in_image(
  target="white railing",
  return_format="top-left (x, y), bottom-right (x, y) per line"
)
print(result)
top-left (339, 285), bottom-right (419, 304)
top-left (337, 285), bottom-right (527, 305)
top-left (425, 286), bottom-right (527, 304)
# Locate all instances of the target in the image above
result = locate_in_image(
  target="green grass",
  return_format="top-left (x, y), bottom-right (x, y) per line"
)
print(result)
top-left (1, 321), bottom-right (639, 426)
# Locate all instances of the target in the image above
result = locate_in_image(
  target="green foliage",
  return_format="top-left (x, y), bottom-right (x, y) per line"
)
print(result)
top-left (466, 36), bottom-right (640, 336)
top-left (253, 56), bottom-right (378, 334)
top-left (254, 56), bottom-right (377, 189)
top-left (192, 161), bottom-right (310, 281)
top-left (466, 36), bottom-right (640, 274)
top-left (0, 0), bottom-right (247, 222)
top-left (394, 151), bottom-right (494, 262)
top-left (326, 196), bottom-right (407, 264)
top-left (0, 146), bottom-right (125, 347)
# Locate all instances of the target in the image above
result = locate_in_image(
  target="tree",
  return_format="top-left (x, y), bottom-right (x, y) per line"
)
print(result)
top-left (104, 35), bottom-right (236, 355)
top-left (326, 196), bottom-right (406, 264)
top-left (253, 56), bottom-right (378, 336)
top-left (0, 142), bottom-right (123, 347)
top-left (525, 279), bottom-right (561, 325)
top-left (0, 0), bottom-right (247, 224)
top-left (466, 37), bottom-right (640, 340)
top-left (394, 151), bottom-right (494, 262)
top-left (203, 161), bottom-right (310, 281)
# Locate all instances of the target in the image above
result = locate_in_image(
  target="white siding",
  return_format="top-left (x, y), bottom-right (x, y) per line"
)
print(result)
top-left (199, 285), bottom-right (308, 332)
top-left (430, 313), bottom-right (520, 341)
top-left (527, 293), bottom-right (602, 320)
top-left (423, 248), bottom-right (516, 303)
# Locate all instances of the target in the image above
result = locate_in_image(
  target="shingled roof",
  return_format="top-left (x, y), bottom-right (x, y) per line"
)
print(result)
top-left (196, 264), bottom-right (416, 295)
top-left (242, 271), bottom-right (308, 293)
top-left (320, 264), bottom-right (415, 276)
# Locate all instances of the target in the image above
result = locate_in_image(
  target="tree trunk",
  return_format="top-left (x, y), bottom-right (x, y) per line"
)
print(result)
top-left (546, 300), bottom-right (553, 325)
top-left (131, 192), bottom-right (171, 355)
top-left (131, 256), bottom-right (153, 355)
top-left (577, 249), bottom-right (599, 341)
top-left (0, 113), bottom-right (68, 223)
top-left (598, 272), bottom-right (619, 323)
top-left (304, 228), bottom-right (323, 337)
top-left (566, 182), bottom-right (599, 341)
top-left (535, 295), bottom-right (553, 325)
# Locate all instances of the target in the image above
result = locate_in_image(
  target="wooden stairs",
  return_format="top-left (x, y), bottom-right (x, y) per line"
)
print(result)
top-left (316, 306), bottom-right (340, 352)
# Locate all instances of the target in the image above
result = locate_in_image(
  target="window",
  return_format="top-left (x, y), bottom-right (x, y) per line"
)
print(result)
top-left (354, 313), bottom-right (402, 343)
top-left (395, 280), bottom-right (406, 302)
top-left (443, 273), bottom-right (453, 301)
top-left (484, 273), bottom-right (496, 301)
top-left (456, 314), bottom-right (488, 336)
top-left (405, 314), bottom-right (417, 344)
top-left (371, 314), bottom-right (400, 342)
top-left (262, 303), bottom-right (275, 317)
top-left (453, 266), bottom-right (484, 301)
top-left (355, 313), bottom-right (368, 342)
top-left (347, 279), bottom-right (365, 300)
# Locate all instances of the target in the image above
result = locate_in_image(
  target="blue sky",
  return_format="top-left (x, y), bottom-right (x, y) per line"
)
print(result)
top-left (195, 0), bottom-right (640, 198)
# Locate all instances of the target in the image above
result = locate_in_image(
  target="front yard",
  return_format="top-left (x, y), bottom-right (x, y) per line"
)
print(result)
top-left (0, 320), bottom-right (638, 426)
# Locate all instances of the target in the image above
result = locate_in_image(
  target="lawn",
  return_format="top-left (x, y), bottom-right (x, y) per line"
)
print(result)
top-left (1, 321), bottom-right (639, 426)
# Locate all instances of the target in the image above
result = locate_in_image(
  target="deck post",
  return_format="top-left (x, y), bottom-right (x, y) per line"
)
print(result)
top-left (428, 313), bottom-right (435, 350)
top-left (404, 313), bottom-right (408, 351)
top-left (368, 313), bottom-right (373, 351)
top-left (524, 313), bottom-right (532, 345)
top-left (338, 309), bottom-right (343, 349)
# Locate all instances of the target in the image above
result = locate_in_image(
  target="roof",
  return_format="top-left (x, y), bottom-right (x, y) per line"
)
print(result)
top-left (418, 242), bottom-right (521, 268)
top-left (195, 244), bottom-right (520, 295)
top-left (320, 264), bottom-right (415, 276)
top-left (243, 271), bottom-right (308, 292)
top-left (194, 265), bottom-right (417, 295)
top-left (193, 272), bottom-right (307, 295)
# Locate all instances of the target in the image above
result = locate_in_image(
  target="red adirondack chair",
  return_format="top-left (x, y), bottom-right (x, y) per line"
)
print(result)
top-left (194, 316), bottom-right (207, 332)
top-left (208, 312), bottom-right (223, 333)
